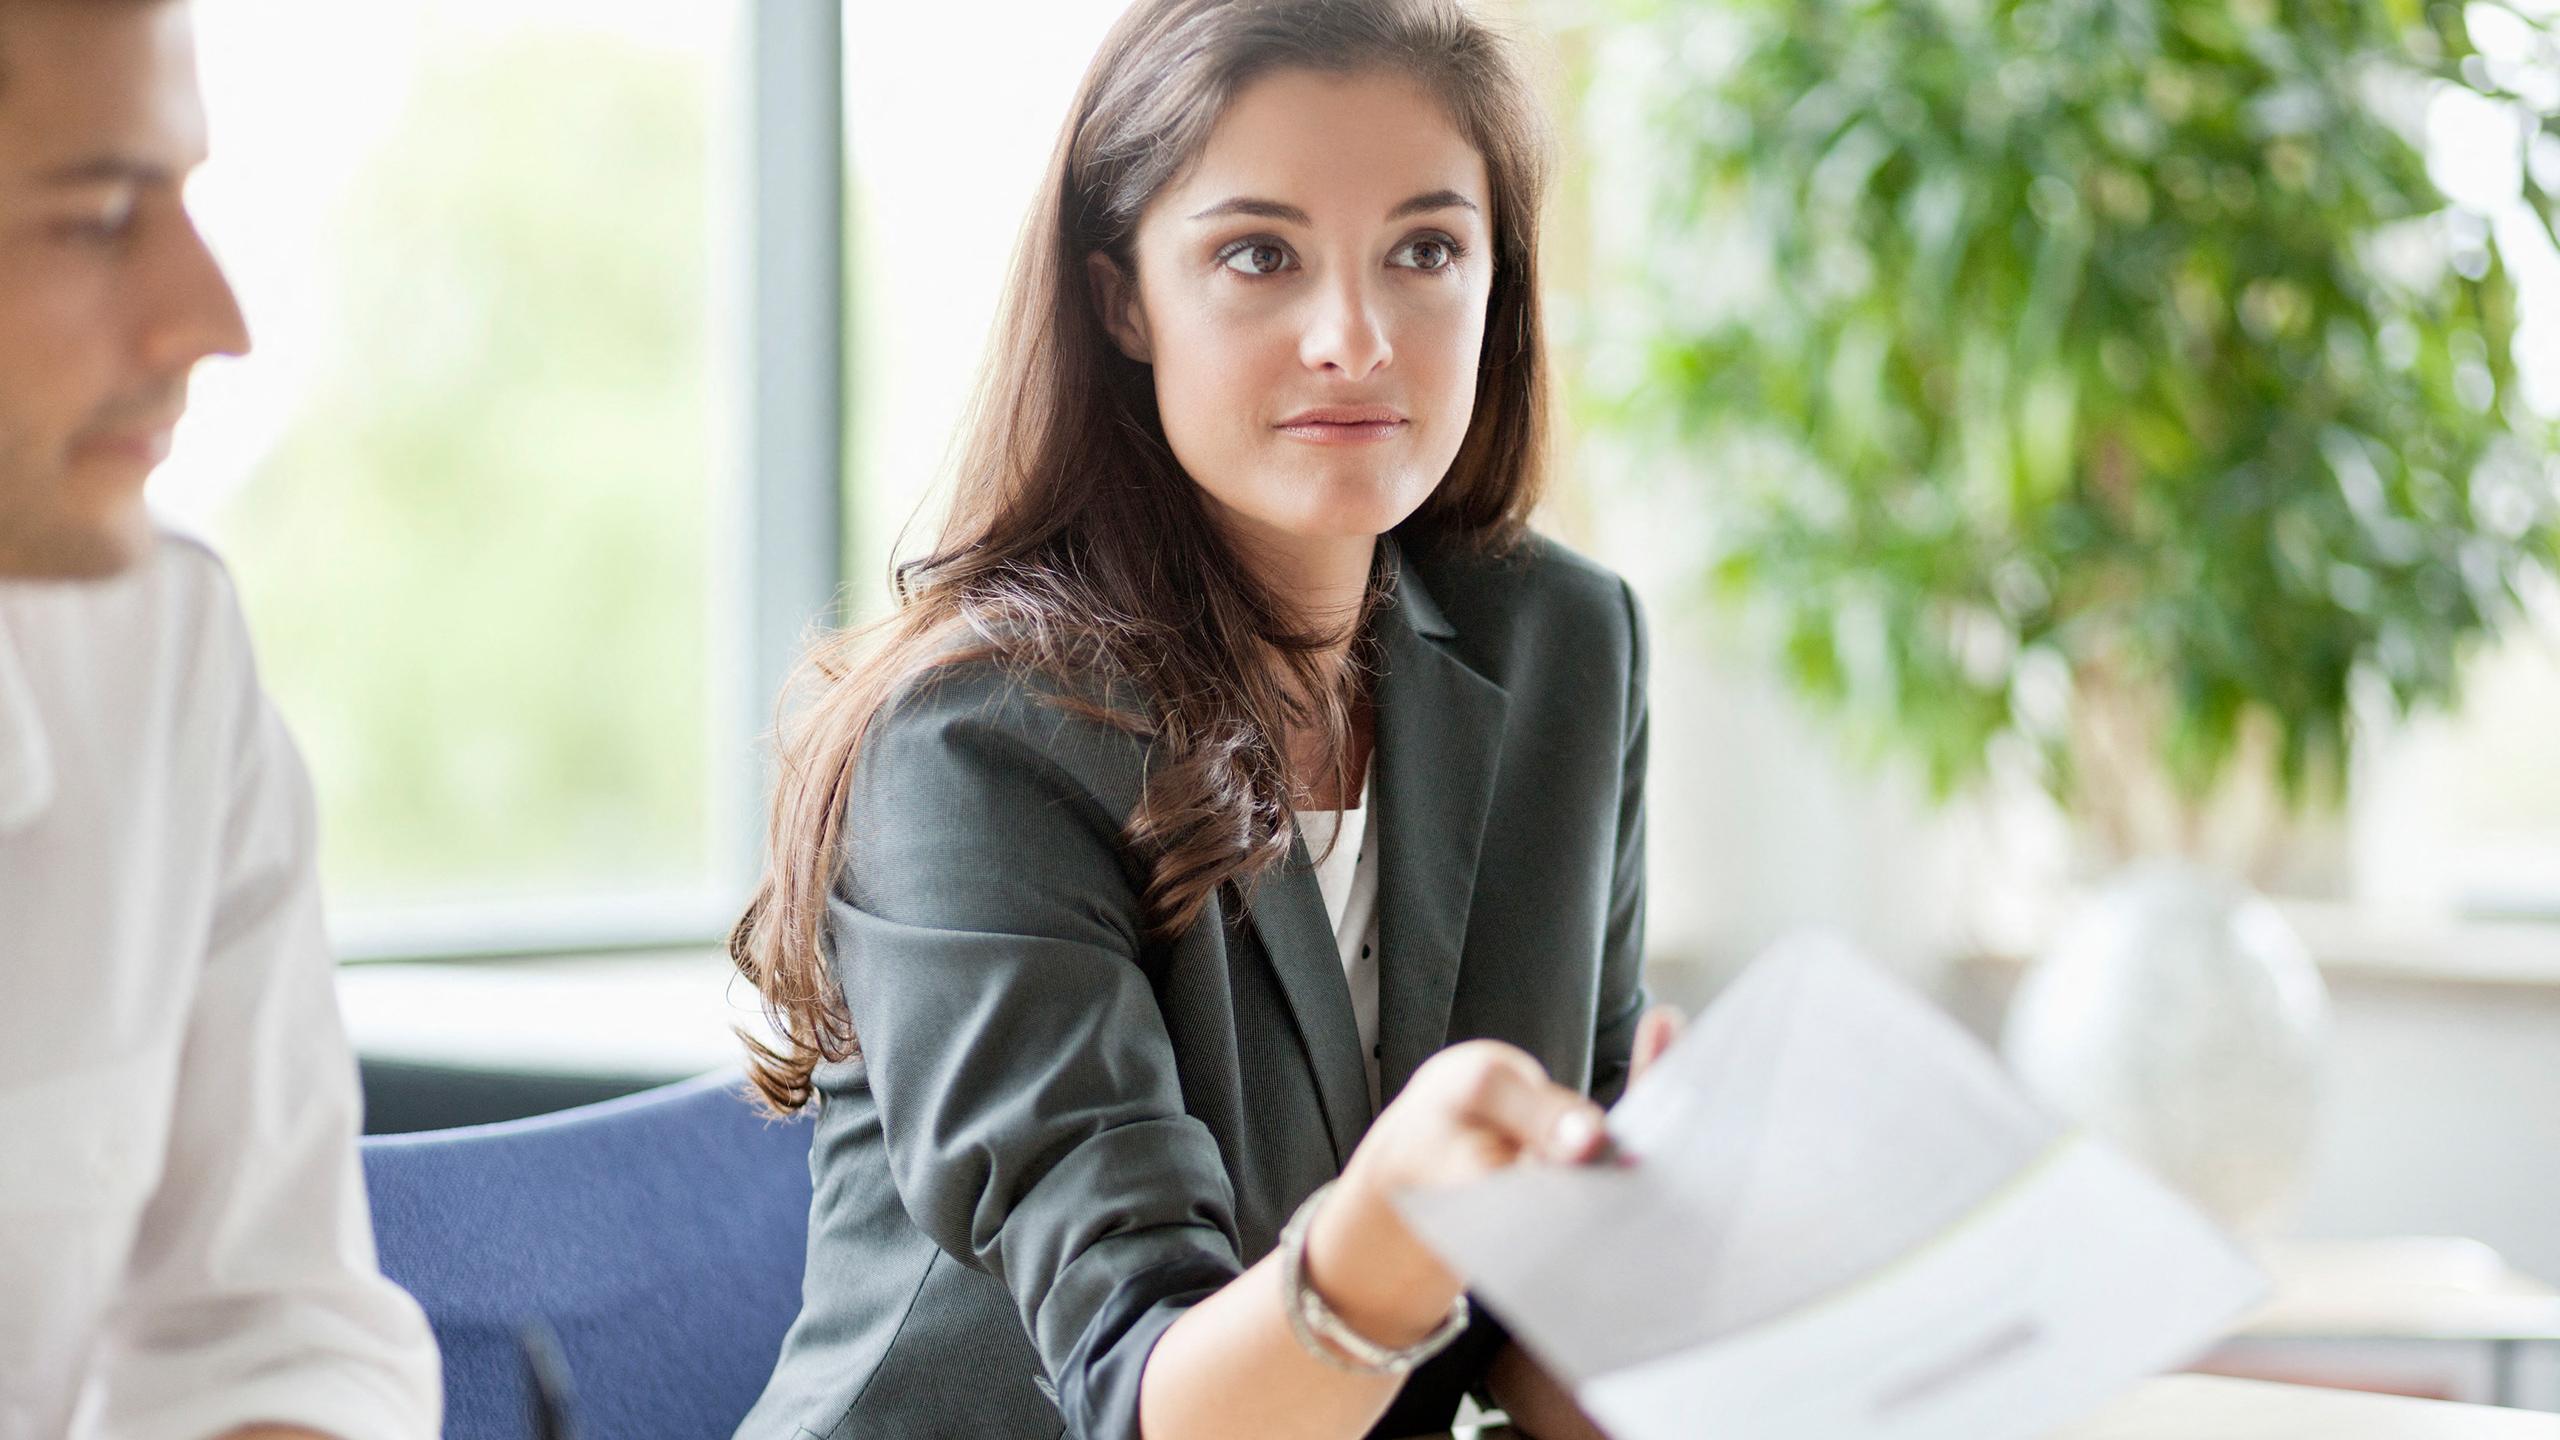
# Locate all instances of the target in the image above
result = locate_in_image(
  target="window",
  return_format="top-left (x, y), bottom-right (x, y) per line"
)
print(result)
top-left (841, 0), bottom-right (1135, 602)
top-left (152, 0), bottom-right (842, 958)
top-left (2355, 604), bottom-right (2560, 921)
top-left (2351, 18), bottom-right (2560, 926)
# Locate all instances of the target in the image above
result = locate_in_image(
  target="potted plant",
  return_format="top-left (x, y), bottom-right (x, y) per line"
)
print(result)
top-left (1596, 0), bottom-right (2560, 1229)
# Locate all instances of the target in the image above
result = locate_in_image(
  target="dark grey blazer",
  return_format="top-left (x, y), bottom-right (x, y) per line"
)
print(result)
top-left (735, 529), bottom-right (1650, 1440)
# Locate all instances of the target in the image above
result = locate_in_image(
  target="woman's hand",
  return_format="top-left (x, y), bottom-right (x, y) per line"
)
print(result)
top-left (1139, 1012), bottom-right (1695, 1440)
top-left (1138, 1040), bottom-right (1609, 1440)
top-left (1629, 1002), bottom-right (1685, 1090)
top-left (1300, 1040), bottom-right (1610, 1348)
top-left (1483, 1001), bottom-right (1686, 1440)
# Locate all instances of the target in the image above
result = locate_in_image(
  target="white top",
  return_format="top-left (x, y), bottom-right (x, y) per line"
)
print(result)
top-left (0, 532), bottom-right (440, 1440)
top-left (1293, 754), bottom-right (1382, 1112)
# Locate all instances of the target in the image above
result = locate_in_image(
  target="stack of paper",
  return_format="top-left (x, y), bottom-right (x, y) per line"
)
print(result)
top-left (1395, 936), bottom-right (2267, 1440)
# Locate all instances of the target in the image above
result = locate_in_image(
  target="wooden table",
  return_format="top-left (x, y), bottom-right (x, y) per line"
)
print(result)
top-left (1440, 1375), bottom-right (2560, 1437)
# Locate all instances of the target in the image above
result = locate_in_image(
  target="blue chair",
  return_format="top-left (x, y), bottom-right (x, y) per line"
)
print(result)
top-left (362, 1069), bottom-right (816, 1440)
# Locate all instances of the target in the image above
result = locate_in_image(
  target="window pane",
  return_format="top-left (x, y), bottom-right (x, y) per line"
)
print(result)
top-left (2434, 623), bottom-right (2560, 913)
top-left (2352, 594), bottom-right (2560, 920)
top-left (2350, 14), bottom-right (2560, 921)
top-left (842, 1), bottom-right (1130, 611)
top-left (155, 2), bottom-right (744, 937)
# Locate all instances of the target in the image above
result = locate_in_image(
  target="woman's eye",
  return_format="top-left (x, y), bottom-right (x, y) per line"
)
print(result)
top-left (1395, 236), bottom-right (1464, 272)
top-left (1219, 241), bottom-right (1293, 277)
top-left (1216, 234), bottom-right (1467, 277)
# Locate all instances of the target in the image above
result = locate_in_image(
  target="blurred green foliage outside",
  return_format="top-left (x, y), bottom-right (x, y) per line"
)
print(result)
top-left (220, 29), bottom-right (717, 908)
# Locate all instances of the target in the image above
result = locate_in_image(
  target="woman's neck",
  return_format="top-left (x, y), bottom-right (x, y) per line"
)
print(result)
top-left (1225, 526), bottom-right (1378, 664)
top-left (1209, 521), bottom-right (1380, 808)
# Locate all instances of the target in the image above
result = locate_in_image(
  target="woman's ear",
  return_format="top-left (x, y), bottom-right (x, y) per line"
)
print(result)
top-left (1085, 251), bottom-right (1154, 364)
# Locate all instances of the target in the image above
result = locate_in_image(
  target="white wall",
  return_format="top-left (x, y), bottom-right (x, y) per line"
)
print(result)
top-left (2296, 976), bottom-right (2560, 1283)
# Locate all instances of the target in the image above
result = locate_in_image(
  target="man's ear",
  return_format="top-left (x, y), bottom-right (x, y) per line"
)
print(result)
top-left (1085, 250), bottom-right (1154, 364)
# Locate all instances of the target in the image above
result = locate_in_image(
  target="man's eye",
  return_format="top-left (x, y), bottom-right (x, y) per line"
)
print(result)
top-left (1218, 240), bottom-right (1293, 277)
top-left (52, 207), bottom-right (138, 246)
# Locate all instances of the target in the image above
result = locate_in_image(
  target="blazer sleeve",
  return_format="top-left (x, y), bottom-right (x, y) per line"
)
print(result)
top-left (828, 666), bottom-right (1244, 1440)
top-left (1587, 576), bottom-right (1652, 1110)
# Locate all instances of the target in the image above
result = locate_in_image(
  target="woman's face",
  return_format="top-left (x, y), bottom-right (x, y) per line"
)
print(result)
top-left (1089, 67), bottom-right (1496, 571)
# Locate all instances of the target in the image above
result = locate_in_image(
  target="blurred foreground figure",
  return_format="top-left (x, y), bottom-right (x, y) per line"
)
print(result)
top-left (0, 1), bottom-right (441, 1435)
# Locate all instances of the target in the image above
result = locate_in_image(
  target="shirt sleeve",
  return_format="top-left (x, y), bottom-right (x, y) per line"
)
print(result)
top-left (86, 608), bottom-right (441, 1439)
top-left (1588, 576), bottom-right (1652, 1111)
top-left (830, 668), bottom-right (1245, 1440)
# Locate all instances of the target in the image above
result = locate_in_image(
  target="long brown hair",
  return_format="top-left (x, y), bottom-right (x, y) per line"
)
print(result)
top-left (733, 0), bottom-right (1556, 1114)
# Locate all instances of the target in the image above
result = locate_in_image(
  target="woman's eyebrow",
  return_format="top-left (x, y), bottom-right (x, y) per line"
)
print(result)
top-left (1185, 189), bottom-right (1481, 225)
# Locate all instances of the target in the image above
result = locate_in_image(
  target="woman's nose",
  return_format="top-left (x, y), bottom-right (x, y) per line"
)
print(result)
top-left (1298, 272), bottom-right (1391, 380)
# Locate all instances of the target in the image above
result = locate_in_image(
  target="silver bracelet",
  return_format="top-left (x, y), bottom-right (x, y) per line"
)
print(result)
top-left (1276, 1178), bottom-right (1471, 1375)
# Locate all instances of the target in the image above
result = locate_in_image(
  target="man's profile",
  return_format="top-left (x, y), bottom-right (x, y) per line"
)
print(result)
top-left (0, 1), bottom-right (441, 1435)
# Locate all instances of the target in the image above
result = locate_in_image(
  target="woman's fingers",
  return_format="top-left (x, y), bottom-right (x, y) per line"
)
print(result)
top-left (1631, 1003), bottom-right (1687, 1084)
top-left (1435, 1041), bottom-right (1608, 1165)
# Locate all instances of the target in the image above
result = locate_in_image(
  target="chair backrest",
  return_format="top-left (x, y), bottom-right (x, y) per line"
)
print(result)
top-left (362, 1070), bottom-right (816, 1440)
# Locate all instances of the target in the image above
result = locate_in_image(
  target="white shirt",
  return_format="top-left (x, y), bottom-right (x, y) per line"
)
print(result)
top-left (1294, 755), bottom-right (1381, 1112)
top-left (0, 531), bottom-right (440, 1440)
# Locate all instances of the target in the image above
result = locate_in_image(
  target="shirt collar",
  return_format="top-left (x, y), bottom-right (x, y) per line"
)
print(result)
top-left (0, 601), bottom-right (57, 834)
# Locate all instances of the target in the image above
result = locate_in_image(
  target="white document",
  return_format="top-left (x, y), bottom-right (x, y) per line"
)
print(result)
top-left (1393, 935), bottom-right (2268, 1440)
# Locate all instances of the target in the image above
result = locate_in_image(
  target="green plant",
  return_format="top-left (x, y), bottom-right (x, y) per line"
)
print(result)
top-left (1605, 0), bottom-right (2560, 844)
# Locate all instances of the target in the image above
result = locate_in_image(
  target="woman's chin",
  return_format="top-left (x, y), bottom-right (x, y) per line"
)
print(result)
top-left (1203, 467), bottom-right (1440, 551)
top-left (1283, 506), bottom-right (1422, 545)
top-left (1297, 474), bottom-right (1438, 537)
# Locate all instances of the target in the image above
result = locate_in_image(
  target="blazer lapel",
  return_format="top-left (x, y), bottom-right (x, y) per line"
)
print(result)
top-left (1243, 826), bottom-right (1374, 1168)
top-left (1241, 537), bottom-right (1510, 1168)
top-left (1371, 540), bottom-right (1508, 1103)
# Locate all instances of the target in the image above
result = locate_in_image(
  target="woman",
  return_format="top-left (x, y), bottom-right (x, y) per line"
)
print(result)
top-left (732, 1), bottom-right (1673, 1436)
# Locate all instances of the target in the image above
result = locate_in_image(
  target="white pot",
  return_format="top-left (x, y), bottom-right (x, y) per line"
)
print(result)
top-left (1999, 859), bottom-right (2330, 1234)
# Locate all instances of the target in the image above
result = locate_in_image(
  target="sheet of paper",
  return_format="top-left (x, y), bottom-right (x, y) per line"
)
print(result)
top-left (1393, 935), bottom-right (2267, 1440)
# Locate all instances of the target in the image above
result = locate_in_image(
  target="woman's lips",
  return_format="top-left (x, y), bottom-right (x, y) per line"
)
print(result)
top-left (1274, 418), bottom-right (1409, 444)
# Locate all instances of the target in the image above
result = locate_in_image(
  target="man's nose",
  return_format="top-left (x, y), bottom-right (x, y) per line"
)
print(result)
top-left (137, 209), bottom-right (253, 374)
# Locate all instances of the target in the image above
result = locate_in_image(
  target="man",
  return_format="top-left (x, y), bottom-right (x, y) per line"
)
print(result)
top-left (0, 1), bottom-right (441, 1435)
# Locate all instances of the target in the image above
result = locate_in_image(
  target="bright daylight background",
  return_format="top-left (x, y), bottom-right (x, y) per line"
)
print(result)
top-left (158, 0), bottom-right (744, 951)
top-left (151, 0), bottom-right (2560, 1341)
